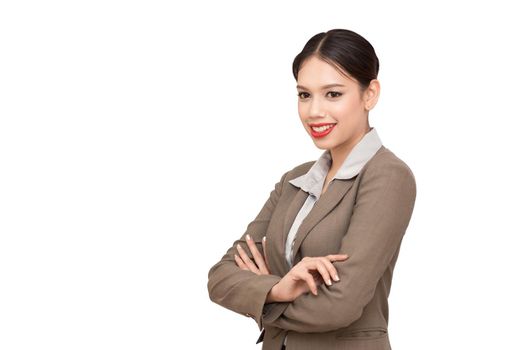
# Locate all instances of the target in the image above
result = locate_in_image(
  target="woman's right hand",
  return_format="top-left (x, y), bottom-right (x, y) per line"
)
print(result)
top-left (268, 254), bottom-right (349, 303)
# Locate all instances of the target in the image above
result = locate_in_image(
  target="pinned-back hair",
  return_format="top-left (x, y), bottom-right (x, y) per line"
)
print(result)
top-left (292, 29), bottom-right (380, 94)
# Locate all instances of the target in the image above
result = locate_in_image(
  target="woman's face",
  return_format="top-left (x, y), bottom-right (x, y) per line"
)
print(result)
top-left (296, 56), bottom-right (379, 154)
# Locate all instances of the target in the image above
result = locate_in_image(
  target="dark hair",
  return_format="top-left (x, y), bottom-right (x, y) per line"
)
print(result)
top-left (292, 29), bottom-right (379, 95)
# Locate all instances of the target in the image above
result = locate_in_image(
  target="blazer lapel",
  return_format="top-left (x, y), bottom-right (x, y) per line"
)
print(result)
top-left (285, 178), bottom-right (356, 268)
top-left (257, 177), bottom-right (356, 344)
top-left (275, 188), bottom-right (309, 275)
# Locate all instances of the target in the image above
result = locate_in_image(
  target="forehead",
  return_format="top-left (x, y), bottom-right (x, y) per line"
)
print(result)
top-left (297, 56), bottom-right (358, 89)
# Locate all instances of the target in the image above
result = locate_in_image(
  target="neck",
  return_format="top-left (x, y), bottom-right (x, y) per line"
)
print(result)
top-left (329, 125), bottom-right (371, 174)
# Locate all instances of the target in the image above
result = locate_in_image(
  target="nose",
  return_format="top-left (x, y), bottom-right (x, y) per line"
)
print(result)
top-left (307, 95), bottom-right (324, 117)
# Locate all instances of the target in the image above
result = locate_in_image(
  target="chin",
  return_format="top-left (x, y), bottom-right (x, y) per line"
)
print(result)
top-left (311, 140), bottom-right (334, 150)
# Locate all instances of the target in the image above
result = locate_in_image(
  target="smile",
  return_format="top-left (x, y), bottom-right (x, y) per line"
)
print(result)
top-left (309, 123), bottom-right (336, 138)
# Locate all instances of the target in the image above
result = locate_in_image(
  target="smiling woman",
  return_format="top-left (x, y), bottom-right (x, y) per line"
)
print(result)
top-left (207, 29), bottom-right (417, 350)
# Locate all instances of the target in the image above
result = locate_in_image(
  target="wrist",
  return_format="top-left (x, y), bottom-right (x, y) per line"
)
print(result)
top-left (266, 282), bottom-right (284, 303)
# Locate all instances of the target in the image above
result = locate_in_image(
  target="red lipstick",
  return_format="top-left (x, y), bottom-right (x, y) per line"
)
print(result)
top-left (308, 122), bottom-right (337, 138)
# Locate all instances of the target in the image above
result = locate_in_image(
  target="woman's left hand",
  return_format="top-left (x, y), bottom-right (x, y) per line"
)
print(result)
top-left (234, 234), bottom-right (271, 275)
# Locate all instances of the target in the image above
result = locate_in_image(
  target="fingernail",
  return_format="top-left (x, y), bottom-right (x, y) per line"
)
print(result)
top-left (246, 234), bottom-right (251, 240)
top-left (237, 244), bottom-right (241, 249)
top-left (327, 279), bottom-right (332, 286)
top-left (263, 236), bottom-right (266, 241)
top-left (334, 275), bottom-right (340, 281)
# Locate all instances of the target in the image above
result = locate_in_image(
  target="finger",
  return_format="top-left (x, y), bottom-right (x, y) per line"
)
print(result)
top-left (246, 234), bottom-right (270, 274)
top-left (234, 254), bottom-right (249, 271)
top-left (319, 257), bottom-right (341, 283)
top-left (313, 273), bottom-right (324, 285)
top-left (300, 271), bottom-right (318, 295)
top-left (326, 254), bottom-right (349, 261)
top-left (325, 254), bottom-right (348, 281)
top-left (302, 259), bottom-right (332, 286)
top-left (300, 259), bottom-right (331, 286)
top-left (236, 243), bottom-right (259, 274)
top-left (262, 236), bottom-right (272, 274)
top-left (309, 270), bottom-right (325, 286)
top-left (314, 260), bottom-right (333, 286)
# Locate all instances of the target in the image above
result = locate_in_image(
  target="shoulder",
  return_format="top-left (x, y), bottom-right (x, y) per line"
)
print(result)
top-left (282, 160), bottom-right (316, 182)
top-left (366, 145), bottom-right (415, 176)
top-left (360, 145), bottom-right (417, 193)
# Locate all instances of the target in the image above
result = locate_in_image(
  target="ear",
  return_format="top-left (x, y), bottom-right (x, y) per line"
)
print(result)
top-left (364, 79), bottom-right (381, 111)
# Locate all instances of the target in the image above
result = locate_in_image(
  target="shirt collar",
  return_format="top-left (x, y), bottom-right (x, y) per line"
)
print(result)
top-left (288, 127), bottom-right (383, 199)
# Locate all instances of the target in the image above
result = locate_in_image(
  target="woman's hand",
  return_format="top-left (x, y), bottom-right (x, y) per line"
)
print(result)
top-left (234, 234), bottom-right (271, 275)
top-left (268, 254), bottom-right (349, 302)
top-left (234, 234), bottom-right (349, 302)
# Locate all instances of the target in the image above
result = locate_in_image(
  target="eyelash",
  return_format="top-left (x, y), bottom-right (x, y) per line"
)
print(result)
top-left (297, 91), bottom-right (342, 99)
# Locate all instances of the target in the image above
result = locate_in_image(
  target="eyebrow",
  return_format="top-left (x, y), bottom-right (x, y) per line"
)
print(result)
top-left (296, 83), bottom-right (346, 90)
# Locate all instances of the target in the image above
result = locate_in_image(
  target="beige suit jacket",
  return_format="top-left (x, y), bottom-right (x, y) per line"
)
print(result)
top-left (207, 145), bottom-right (417, 350)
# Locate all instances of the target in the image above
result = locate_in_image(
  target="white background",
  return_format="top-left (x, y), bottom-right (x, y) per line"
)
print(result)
top-left (1, 1), bottom-right (524, 349)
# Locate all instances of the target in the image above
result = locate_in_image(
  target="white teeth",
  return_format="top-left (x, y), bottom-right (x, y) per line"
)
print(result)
top-left (312, 124), bottom-right (335, 132)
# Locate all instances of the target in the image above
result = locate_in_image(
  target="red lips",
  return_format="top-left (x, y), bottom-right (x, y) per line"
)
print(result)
top-left (309, 123), bottom-right (336, 138)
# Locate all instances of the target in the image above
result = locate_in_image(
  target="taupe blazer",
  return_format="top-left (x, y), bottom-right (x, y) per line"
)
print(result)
top-left (207, 145), bottom-right (417, 350)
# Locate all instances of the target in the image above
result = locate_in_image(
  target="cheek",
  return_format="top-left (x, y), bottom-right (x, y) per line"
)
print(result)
top-left (333, 98), bottom-right (360, 115)
top-left (298, 105), bottom-right (310, 125)
top-left (298, 102), bottom-right (308, 116)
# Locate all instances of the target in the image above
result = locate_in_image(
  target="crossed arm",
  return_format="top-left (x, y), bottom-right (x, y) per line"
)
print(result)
top-left (207, 159), bottom-right (417, 333)
top-left (207, 169), bottom-right (290, 331)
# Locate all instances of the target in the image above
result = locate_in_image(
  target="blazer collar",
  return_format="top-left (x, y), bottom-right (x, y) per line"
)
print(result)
top-left (287, 126), bottom-right (383, 198)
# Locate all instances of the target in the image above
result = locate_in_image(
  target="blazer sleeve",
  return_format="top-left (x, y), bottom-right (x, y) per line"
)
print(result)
top-left (261, 159), bottom-right (417, 333)
top-left (207, 169), bottom-right (290, 331)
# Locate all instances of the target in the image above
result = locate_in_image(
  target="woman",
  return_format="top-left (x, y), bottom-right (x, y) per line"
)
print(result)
top-left (207, 29), bottom-right (417, 350)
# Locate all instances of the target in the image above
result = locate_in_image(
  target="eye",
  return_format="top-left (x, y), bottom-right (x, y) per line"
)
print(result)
top-left (327, 91), bottom-right (342, 98)
top-left (297, 91), bottom-right (309, 99)
top-left (297, 91), bottom-right (342, 99)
